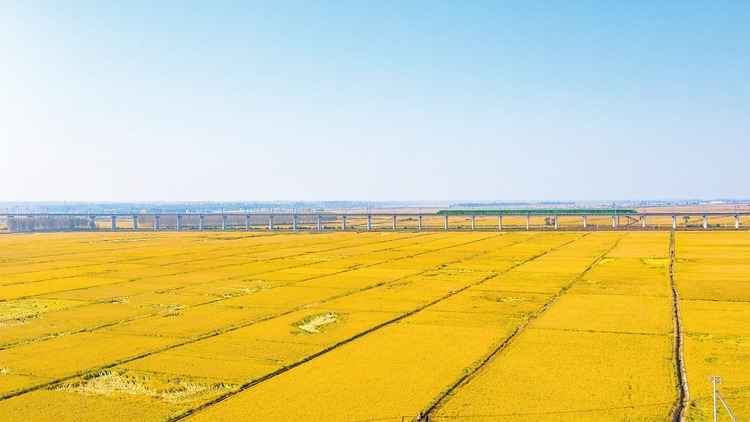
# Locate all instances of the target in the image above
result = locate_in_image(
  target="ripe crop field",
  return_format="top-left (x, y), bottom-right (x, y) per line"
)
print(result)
top-left (0, 231), bottom-right (745, 421)
top-left (676, 232), bottom-right (750, 421)
top-left (432, 232), bottom-right (677, 421)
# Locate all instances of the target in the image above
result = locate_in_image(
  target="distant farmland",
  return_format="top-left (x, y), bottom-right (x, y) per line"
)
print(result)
top-left (0, 231), bottom-right (746, 421)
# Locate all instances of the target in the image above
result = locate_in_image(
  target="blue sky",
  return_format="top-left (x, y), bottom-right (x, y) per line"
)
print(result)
top-left (1, 1), bottom-right (748, 201)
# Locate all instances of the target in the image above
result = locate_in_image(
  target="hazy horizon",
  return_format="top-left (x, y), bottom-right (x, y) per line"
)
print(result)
top-left (2, 1), bottom-right (748, 202)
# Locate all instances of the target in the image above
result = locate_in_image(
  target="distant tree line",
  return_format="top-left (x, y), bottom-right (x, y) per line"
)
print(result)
top-left (6, 216), bottom-right (91, 232)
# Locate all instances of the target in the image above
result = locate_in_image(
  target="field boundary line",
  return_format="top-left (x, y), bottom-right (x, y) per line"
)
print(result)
top-left (0, 231), bottom-right (438, 302)
top-left (0, 231), bottom-right (317, 280)
top-left (426, 232), bottom-right (628, 418)
top-left (0, 234), bottom-right (339, 289)
top-left (0, 231), bottom-right (368, 272)
top-left (531, 327), bottom-right (667, 337)
top-left (414, 400), bottom-right (675, 419)
top-left (0, 232), bottom-right (498, 352)
top-left (0, 232), bottom-right (514, 401)
top-left (171, 232), bottom-right (590, 421)
top-left (0, 233), bottom-right (444, 350)
top-left (0, 232), bottom-right (419, 291)
top-left (350, 400), bottom-right (676, 421)
top-left (669, 230), bottom-right (690, 422)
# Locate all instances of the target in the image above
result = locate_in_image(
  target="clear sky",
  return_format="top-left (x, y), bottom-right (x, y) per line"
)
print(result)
top-left (1, 1), bottom-right (748, 202)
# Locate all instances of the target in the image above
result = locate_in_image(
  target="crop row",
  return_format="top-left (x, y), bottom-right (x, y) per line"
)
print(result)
top-left (676, 233), bottom-right (750, 421)
top-left (0, 231), bottom-right (530, 420)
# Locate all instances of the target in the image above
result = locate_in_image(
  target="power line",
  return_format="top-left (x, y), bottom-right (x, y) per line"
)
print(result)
top-left (710, 375), bottom-right (737, 422)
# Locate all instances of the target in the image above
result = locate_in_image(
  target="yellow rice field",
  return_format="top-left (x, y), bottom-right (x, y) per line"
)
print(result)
top-left (0, 230), bottom-right (746, 421)
top-left (676, 232), bottom-right (750, 421)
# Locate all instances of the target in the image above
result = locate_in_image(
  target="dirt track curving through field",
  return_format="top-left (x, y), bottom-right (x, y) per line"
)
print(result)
top-left (669, 230), bottom-right (690, 422)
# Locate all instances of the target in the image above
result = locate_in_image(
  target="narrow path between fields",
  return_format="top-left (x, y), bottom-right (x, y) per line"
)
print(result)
top-left (0, 232), bottom-right (385, 292)
top-left (425, 232), bottom-right (628, 418)
top-left (0, 233), bottom-right (437, 350)
top-left (0, 232), bottom-right (511, 401)
top-left (670, 230), bottom-right (690, 422)
top-left (171, 233), bottom-right (591, 421)
top-left (0, 232), bottom-right (303, 281)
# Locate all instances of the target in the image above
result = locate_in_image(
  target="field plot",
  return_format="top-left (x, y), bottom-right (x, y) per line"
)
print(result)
top-left (0, 231), bottom-right (743, 421)
top-left (432, 232), bottom-right (678, 421)
top-left (0, 231), bottom-right (508, 420)
top-left (183, 232), bottom-right (660, 421)
top-left (676, 232), bottom-right (750, 421)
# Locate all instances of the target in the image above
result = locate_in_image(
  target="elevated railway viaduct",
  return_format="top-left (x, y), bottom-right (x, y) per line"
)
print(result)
top-left (2, 209), bottom-right (748, 231)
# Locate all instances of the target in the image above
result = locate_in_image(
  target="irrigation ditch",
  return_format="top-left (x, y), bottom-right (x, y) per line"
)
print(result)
top-left (669, 230), bottom-right (690, 422)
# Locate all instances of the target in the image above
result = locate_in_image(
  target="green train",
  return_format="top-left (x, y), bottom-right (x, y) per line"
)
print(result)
top-left (437, 209), bottom-right (638, 215)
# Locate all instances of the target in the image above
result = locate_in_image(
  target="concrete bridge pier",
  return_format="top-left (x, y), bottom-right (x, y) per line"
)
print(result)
top-left (90, 216), bottom-right (96, 231)
top-left (583, 215), bottom-right (587, 228)
top-left (471, 215), bottom-right (475, 230)
top-left (245, 215), bottom-right (250, 231)
top-left (293, 215), bottom-right (298, 230)
top-left (132, 215), bottom-right (138, 230)
top-left (498, 215), bottom-right (503, 230)
top-left (703, 215), bottom-right (707, 229)
top-left (317, 215), bottom-right (322, 230)
top-left (641, 215), bottom-right (646, 228)
top-left (444, 215), bottom-right (449, 230)
top-left (177, 215), bottom-right (182, 230)
top-left (554, 215), bottom-right (558, 230)
top-left (367, 215), bottom-right (372, 230)
top-left (392, 215), bottom-right (397, 230)
top-left (418, 215), bottom-right (423, 230)
top-left (672, 215), bottom-right (677, 229)
top-left (342, 216), bottom-right (347, 231)
top-left (154, 215), bottom-right (160, 231)
top-left (111, 215), bottom-right (117, 230)
top-left (199, 215), bottom-right (204, 231)
top-left (612, 215), bottom-right (617, 228)
top-left (736, 215), bottom-right (740, 229)
top-left (526, 215), bottom-right (530, 230)
top-left (269, 215), bottom-right (274, 230)
top-left (222, 215), bottom-right (227, 230)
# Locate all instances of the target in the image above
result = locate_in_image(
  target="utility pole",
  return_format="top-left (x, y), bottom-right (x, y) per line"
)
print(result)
top-left (711, 375), bottom-right (720, 422)
top-left (709, 375), bottom-right (737, 422)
